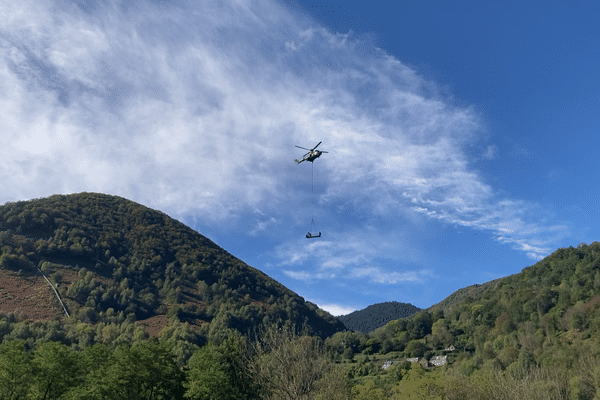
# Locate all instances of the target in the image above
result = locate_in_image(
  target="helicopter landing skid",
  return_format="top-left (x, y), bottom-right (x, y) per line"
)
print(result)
top-left (306, 232), bottom-right (321, 239)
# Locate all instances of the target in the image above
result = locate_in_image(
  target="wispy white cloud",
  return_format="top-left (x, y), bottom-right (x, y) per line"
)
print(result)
top-left (350, 267), bottom-right (433, 284)
top-left (276, 235), bottom-right (375, 269)
top-left (510, 143), bottom-right (534, 158)
top-left (283, 270), bottom-right (313, 282)
top-left (482, 144), bottom-right (498, 160)
top-left (275, 229), bottom-right (430, 284)
top-left (316, 303), bottom-right (356, 317)
top-left (249, 215), bottom-right (278, 236)
top-left (0, 0), bottom-right (570, 264)
top-left (282, 269), bottom-right (337, 282)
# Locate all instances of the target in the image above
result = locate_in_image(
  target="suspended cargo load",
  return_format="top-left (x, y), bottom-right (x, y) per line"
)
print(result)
top-left (295, 142), bottom-right (328, 238)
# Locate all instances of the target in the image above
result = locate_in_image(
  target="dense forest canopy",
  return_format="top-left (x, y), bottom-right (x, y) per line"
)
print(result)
top-left (339, 301), bottom-right (421, 334)
top-left (364, 242), bottom-right (600, 374)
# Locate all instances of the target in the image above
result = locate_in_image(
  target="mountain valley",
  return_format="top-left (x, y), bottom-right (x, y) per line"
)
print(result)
top-left (1, 192), bottom-right (600, 398)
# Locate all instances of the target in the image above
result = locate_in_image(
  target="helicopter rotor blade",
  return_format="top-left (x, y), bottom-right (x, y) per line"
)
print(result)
top-left (312, 141), bottom-right (322, 150)
top-left (295, 145), bottom-right (311, 150)
top-left (320, 151), bottom-right (328, 153)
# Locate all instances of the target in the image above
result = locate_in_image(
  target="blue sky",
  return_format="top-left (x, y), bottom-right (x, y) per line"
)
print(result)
top-left (1, 0), bottom-right (598, 315)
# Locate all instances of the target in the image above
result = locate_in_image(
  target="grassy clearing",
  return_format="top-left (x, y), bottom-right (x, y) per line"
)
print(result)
top-left (391, 367), bottom-right (444, 400)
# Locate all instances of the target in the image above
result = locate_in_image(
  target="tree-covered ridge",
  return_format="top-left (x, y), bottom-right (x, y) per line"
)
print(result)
top-left (339, 301), bottom-right (421, 334)
top-left (366, 242), bottom-right (600, 376)
top-left (0, 192), bottom-right (345, 344)
top-left (426, 278), bottom-right (502, 317)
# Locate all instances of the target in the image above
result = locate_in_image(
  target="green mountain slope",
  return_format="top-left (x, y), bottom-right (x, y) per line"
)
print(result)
top-left (426, 277), bottom-right (502, 317)
top-left (369, 242), bottom-right (600, 374)
top-left (0, 192), bottom-right (345, 342)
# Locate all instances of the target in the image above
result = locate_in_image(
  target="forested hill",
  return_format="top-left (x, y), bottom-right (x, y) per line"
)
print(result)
top-left (426, 277), bottom-right (502, 317)
top-left (0, 192), bottom-right (345, 341)
top-left (339, 301), bottom-right (421, 333)
top-left (368, 241), bottom-right (600, 375)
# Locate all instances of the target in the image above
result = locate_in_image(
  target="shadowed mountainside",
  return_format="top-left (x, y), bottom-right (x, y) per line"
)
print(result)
top-left (339, 301), bottom-right (421, 333)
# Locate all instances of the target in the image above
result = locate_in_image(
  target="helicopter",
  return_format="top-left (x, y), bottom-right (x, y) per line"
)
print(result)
top-left (295, 141), bottom-right (328, 239)
top-left (294, 141), bottom-right (328, 163)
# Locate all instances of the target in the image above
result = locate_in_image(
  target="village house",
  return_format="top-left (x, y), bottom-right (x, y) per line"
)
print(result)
top-left (444, 345), bottom-right (456, 352)
top-left (405, 356), bottom-right (447, 368)
top-left (381, 361), bottom-right (399, 370)
top-left (429, 355), bottom-right (447, 366)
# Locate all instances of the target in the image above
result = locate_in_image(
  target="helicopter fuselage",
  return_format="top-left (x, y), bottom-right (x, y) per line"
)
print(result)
top-left (295, 150), bottom-right (324, 163)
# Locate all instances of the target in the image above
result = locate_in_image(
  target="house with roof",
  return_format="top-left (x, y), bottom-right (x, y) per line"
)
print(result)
top-left (418, 358), bottom-right (430, 368)
top-left (406, 355), bottom-right (448, 368)
top-left (430, 355), bottom-right (447, 366)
